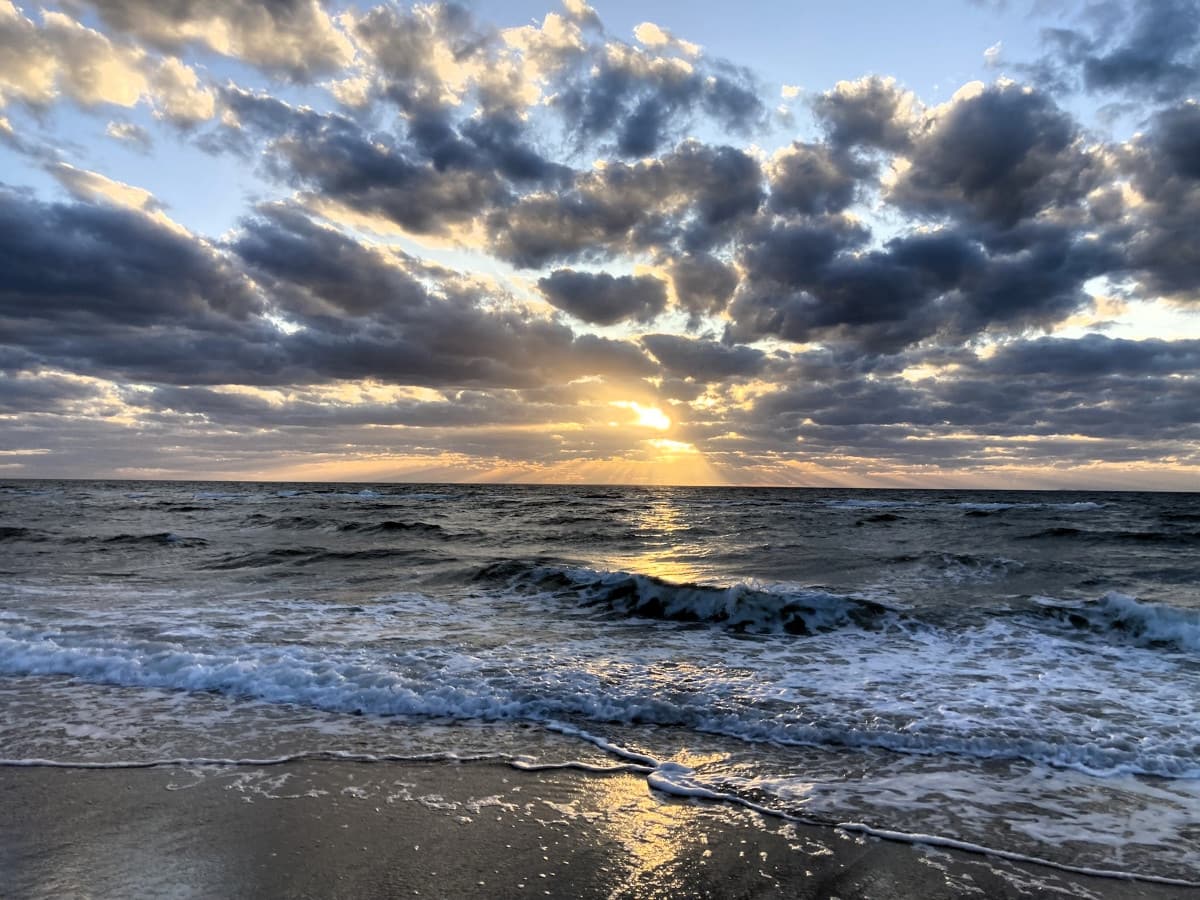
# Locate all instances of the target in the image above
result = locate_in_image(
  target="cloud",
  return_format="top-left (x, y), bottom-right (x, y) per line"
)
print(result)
top-left (0, 370), bottom-right (105, 414)
top-left (64, 0), bottom-right (354, 80)
top-left (48, 162), bottom-right (160, 213)
top-left (263, 105), bottom-right (511, 235)
top-left (641, 334), bottom-right (765, 381)
top-left (632, 21), bottom-right (700, 57)
top-left (232, 203), bottom-right (435, 321)
top-left (1031, 0), bottom-right (1200, 101)
top-left (211, 84), bottom-right (569, 235)
top-left (0, 186), bottom-right (257, 332)
top-left (348, 3), bottom-right (498, 112)
top-left (667, 254), bottom-right (739, 321)
top-left (768, 141), bottom-right (863, 215)
top-left (981, 333), bottom-right (1200, 377)
top-left (105, 119), bottom-right (152, 150)
top-left (0, 6), bottom-right (214, 124)
top-left (538, 269), bottom-right (668, 325)
top-left (550, 32), bottom-right (764, 157)
top-left (149, 56), bottom-right (215, 123)
top-left (888, 82), bottom-right (1100, 229)
top-left (230, 204), bottom-right (656, 388)
top-left (489, 140), bottom-right (763, 267)
top-left (726, 207), bottom-right (1119, 354)
top-left (0, 191), bottom-right (657, 394)
top-left (718, 333), bottom-right (1200, 469)
top-left (1117, 100), bottom-right (1200, 301)
top-left (2, 0), bottom-right (1199, 484)
top-left (728, 225), bottom-right (944, 353)
top-left (811, 75), bottom-right (920, 153)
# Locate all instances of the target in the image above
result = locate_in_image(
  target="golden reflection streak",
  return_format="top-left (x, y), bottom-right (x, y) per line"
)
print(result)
top-left (605, 489), bottom-right (711, 583)
top-left (575, 752), bottom-right (735, 885)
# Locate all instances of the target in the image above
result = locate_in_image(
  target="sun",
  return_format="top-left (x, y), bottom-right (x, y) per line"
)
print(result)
top-left (612, 401), bottom-right (671, 431)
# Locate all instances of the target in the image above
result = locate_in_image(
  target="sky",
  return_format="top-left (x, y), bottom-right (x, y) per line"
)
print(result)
top-left (0, 0), bottom-right (1198, 488)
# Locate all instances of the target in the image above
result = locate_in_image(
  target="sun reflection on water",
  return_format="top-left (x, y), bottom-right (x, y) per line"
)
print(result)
top-left (608, 491), bottom-right (713, 584)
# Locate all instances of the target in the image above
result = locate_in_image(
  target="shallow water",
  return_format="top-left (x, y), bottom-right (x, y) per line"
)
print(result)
top-left (1, 481), bottom-right (1198, 883)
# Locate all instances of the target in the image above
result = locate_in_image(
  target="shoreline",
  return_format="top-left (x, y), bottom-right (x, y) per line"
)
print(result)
top-left (2, 759), bottom-right (1192, 899)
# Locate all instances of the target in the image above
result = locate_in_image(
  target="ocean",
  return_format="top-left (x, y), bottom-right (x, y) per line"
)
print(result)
top-left (1, 481), bottom-right (1198, 886)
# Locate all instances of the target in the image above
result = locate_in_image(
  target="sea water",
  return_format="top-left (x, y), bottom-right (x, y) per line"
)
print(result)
top-left (1, 481), bottom-right (1197, 884)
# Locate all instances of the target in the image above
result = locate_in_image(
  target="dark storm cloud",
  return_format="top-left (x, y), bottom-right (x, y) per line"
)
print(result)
top-left (889, 83), bottom-right (1101, 229)
top-left (0, 191), bottom-right (654, 391)
top-left (979, 334), bottom-right (1200, 377)
top-left (768, 142), bottom-right (863, 216)
top-left (641, 334), bottom-right (765, 381)
top-left (212, 87), bottom-right (567, 232)
top-left (727, 216), bottom-right (946, 353)
top-left (400, 105), bottom-right (572, 188)
top-left (537, 269), bottom-right (668, 325)
top-left (737, 217), bottom-right (870, 286)
top-left (810, 76), bottom-right (917, 153)
top-left (552, 41), bottom-right (765, 157)
top-left (720, 83), bottom-right (1133, 354)
top-left (950, 223), bottom-right (1117, 332)
top-left (63, 0), bottom-right (353, 80)
top-left (143, 385), bottom-right (574, 430)
top-left (489, 141), bottom-right (763, 268)
top-left (233, 203), bottom-right (434, 321)
top-left (218, 85), bottom-right (306, 135)
top-left (1030, 0), bottom-right (1200, 101)
top-left (267, 111), bottom-right (508, 234)
top-left (1117, 101), bottom-right (1200, 301)
top-left (0, 188), bottom-right (258, 329)
top-left (280, 324), bottom-right (653, 391)
top-left (726, 216), bottom-right (1115, 353)
top-left (230, 206), bottom-right (656, 387)
top-left (711, 333), bottom-right (1200, 466)
top-left (455, 114), bottom-right (572, 185)
top-left (667, 255), bottom-right (738, 320)
top-left (1151, 102), bottom-right (1200, 181)
top-left (0, 371), bottom-right (104, 414)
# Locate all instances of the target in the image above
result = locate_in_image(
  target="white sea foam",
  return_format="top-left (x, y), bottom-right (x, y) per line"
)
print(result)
top-left (1, 606), bottom-right (1197, 779)
top-left (644, 761), bottom-right (1200, 887)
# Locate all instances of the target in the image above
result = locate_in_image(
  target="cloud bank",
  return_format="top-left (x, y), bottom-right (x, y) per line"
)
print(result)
top-left (0, 0), bottom-right (1197, 486)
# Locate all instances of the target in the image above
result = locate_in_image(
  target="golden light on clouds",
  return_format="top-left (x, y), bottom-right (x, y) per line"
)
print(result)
top-left (613, 401), bottom-right (671, 431)
top-left (646, 438), bottom-right (697, 455)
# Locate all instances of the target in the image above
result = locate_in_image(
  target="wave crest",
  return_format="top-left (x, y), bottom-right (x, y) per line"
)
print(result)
top-left (479, 561), bottom-right (897, 635)
top-left (1035, 592), bottom-right (1200, 652)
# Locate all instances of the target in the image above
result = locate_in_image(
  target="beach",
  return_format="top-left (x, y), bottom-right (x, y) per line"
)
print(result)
top-left (2, 758), bottom-right (1192, 899)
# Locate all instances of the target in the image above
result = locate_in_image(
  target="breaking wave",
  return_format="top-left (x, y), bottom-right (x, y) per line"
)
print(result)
top-left (1035, 593), bottom-right (1200, 653)
top-left (477, 561), bottom-right (898, 635)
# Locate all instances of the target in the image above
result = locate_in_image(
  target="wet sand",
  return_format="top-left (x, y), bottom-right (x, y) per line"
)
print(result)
top-left (0, 760), bottom-right (1190, 899)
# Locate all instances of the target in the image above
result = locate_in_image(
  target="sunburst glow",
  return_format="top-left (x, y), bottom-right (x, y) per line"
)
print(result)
top-left (612, 401), bottom-right (671, 431)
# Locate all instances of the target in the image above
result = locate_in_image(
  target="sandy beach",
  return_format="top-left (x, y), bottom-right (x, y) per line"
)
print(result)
top-left (1, 759), bottom-right (1190, 899)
